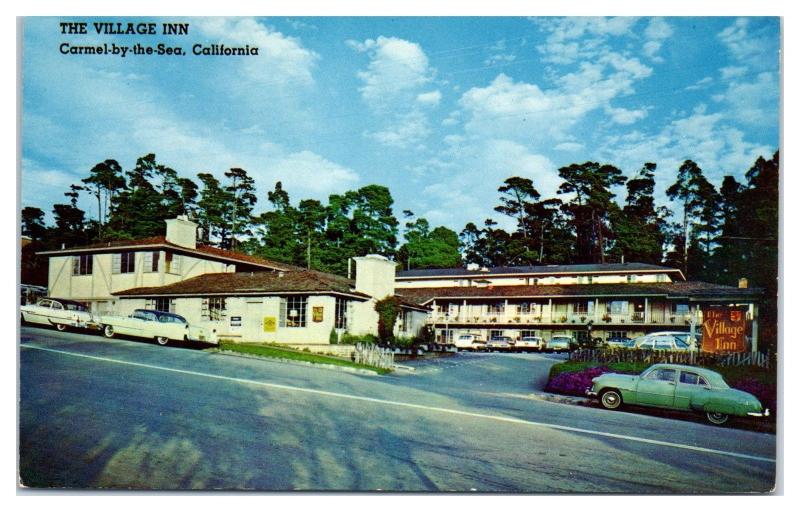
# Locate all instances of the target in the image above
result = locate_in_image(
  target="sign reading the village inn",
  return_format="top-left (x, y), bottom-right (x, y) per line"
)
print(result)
top-left (701, 307), bottom-right (748, 352)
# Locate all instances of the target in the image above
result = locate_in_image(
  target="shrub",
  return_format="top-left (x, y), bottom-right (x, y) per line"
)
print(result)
top-left (340, 333), bottom-right (379, 345)
top-left (375, 296), bottom-right (402, 343)
top-left (329, 327), bottom-right (339, 345)
top-left (544, 366), bottom-right (613, 397)
top-left (730, 377), bottom-right (777, 415)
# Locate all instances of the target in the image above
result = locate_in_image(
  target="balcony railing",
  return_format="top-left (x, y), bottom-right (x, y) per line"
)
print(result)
top-left (427, 312), bottom-right (696, 325)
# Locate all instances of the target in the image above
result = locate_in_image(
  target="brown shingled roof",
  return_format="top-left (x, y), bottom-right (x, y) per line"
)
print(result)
top-left (37, 235), bottom-right (300, 272)
top-left (113, 270), bottom-right (371, 299)
top-left (398, 281), bottom-right (762, 305)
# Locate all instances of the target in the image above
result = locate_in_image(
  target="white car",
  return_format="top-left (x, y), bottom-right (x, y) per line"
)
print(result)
top-left (633, 332), bottom-right (696, 351)
top-left (98, 309), bottom-right (218, 346)
top-left (515, 336), bottom-right (544, 352)
top-left (454, 334), bottom-right (486, 351)
top-left (20, 297), bottom-right (94, 331)
top-left (546, 336), bottom-right (573, 353)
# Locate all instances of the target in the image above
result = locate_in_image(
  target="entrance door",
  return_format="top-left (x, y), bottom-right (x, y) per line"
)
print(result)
top-left (243, 300), bottom-right (264, 342)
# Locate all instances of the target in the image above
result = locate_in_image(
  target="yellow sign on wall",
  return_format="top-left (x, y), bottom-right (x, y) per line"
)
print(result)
top-left (263, 316), bottom-right (277, 332)
top-left (312, 306), bottom-right (324, 323)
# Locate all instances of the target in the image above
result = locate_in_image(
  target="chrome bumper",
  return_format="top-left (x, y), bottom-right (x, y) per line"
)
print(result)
top-left (585, 388), bottom-right (598, 397)
top-left (747, 408), bottom-right (770, 417)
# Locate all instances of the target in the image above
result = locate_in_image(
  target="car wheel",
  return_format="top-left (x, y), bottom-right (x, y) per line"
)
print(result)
top-left (55, 323), bottom-right (67, 332)
top-left (706, 411), bottom-right (729, 425)
top-left (103, 325), bottom-right (115, 338)
top-left (155, 336), bottom-right (170, 346)
top-left (600, 389), bottom-right (623, 410)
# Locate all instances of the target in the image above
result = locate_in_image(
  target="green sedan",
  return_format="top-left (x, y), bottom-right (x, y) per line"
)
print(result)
top-left (586, 363), bottom-right (769, 425)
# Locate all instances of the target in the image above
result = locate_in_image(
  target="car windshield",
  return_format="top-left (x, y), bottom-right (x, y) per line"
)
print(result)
top-left (158, 313), bottom-right (187, 324)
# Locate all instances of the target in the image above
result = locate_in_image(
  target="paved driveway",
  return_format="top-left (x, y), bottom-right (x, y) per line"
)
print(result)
top-left (19, 326), bottom-right (776, 492)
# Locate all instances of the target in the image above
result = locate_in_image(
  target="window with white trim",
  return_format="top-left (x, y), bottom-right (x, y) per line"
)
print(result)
top-left (72, 254), bottom-right (93, 275)
top-left (143, 251), bottom-right (160, 273)
top-left (280, 296), bottom-right (307, 327)
top-left (149, 297), bottom-right (173, 313)
top-left (572, 301), bottom-right (594, 314)
top-left (165, 251), bottom-right (181, 274)
top-left (335, 298), bottom-right (348, 330)
top-left (607, 330), bottom-right (628, 339)
top-left (204, 297), bottom-right (226, 321)
top-left (112, 252), bottom-right (135, 274)
top-left (626, 274), bottom-right (636, 283)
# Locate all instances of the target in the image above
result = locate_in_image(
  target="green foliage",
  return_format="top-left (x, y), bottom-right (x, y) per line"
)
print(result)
top-left (339, 333), bottom-right (379, 345)
top-left (398, 212), bottom-right (462, 270)
top-left (329, 327), bottom-right (339, 345)
top-left (375, 296), bottom-right (402, 342)
top-left (216, 341), bottom-right (390, 374)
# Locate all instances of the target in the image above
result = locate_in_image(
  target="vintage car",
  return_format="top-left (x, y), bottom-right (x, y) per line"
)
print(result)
top-left (546, 335), bottom-right (573, 353)
top-left (486, 335), bottom-right (513, 351)
top-left (515, 336), bottom-right (544, 352)
top-left (586, 363), bottom-right (769, 425)
top-left (631, 331), bottom-right (696, 351)
top-left (98, 309), bottom-right (218, 346)
top-left (20, 297), bottom-right (94, 331)
top-left (454, 334), bottom-right (486, 351)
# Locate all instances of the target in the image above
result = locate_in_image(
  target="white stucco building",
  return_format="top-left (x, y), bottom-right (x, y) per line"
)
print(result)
top-left (38, 217), bottom-right (428, 345)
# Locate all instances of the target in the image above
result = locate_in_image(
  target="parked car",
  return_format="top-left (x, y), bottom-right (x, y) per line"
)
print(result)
top-left (98, 309), bottom-right (218, 346)
top-left (586, 363), bottom-right (769, 425)
top-left (632, 332), bottom-right (696, 351)
top-left (515, 336), bottom-right (544, 352)
top-left (605, 336), bottom-right (632, 348)
top-left (486, 335), bottom-right (513, 352)
top-left (454, 334), bottom-right (486, 352)
top-left (20, 297), bottom-right (94, 331)
top-left (546, 335), bottom-right (573, 353)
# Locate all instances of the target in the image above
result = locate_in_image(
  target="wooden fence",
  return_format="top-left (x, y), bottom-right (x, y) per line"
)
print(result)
top-left (569, 348), bottom-right (774, 369)
top-left (353, 343), bottom-right (395, 370)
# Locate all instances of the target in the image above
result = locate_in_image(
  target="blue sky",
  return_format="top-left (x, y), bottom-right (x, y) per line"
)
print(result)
top-left (22, 16), bottom-right (780, 234)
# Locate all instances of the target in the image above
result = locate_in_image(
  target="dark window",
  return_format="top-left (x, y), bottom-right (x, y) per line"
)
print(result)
top-left (73, 254), bottom-right (93, 275)
top-left (144, 251), bottom-right (160, 273)
top-left (113, 252), bottom-right (135, 274)
top-left (280, 296), bottom-right (307, 327)
top-left (205, 297), bottom-right (226, 321)
top-left (165, 252), bottom-right (181, 274)
top-left (335, 298), bottom-right (348, 330)
top-left (152, 297), bottom-right (172, 313)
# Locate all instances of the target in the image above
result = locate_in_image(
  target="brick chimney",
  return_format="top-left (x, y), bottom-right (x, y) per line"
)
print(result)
top-left (165, 215), bottom-right (197, 249)
top-left (738, 277), bottom-right (748, 289)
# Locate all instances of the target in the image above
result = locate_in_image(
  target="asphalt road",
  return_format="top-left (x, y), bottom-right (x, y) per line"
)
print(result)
top-left (18, 326), bottom-right (777, 492)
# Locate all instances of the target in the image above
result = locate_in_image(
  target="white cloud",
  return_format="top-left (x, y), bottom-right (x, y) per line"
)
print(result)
top-left (484, 53), bottom-right (516, 66)
top-left (606, 106), bottom-right (648, 125)
top-left (554, 141), bottom-right (585, 152)
top-left (535, 17), bottom-right (639, 64)
top-left (416, 90), bottom-right (442, 106)
top-left (685, 76), bottom-right (713, 91)
top-left (267, 151), bottom-right (360, 195)
top-left (718, 72), bottom-right (779, 126)
top-left (720, 66), bottom-right (747, 80)
top-left (349, 36), bottom-right (434, 109)
top-left (642, 17), bottom-right (673, 62)
top-left (365, 111), bottom-right (431, 148)
top-left (193, 18), bottom-right (319, 87)
top-left (718, 18), bottom-right (774, 68)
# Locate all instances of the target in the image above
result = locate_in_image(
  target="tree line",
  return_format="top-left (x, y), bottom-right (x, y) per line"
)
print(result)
top-left (22, 150), bottom-right (777, 291)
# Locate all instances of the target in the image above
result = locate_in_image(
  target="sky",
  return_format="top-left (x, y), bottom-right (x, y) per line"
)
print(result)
top-left (21, 16), bottom-right (780, 234)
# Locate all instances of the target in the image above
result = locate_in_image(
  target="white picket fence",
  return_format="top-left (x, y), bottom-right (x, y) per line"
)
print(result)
top-left (353, 343), bottom-right (395, 370)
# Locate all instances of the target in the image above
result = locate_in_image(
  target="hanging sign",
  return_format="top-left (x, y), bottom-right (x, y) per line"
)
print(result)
top-left (263, 316), bottom-right (277, 332)
top-left (701, 307), bottom-right (747, 352)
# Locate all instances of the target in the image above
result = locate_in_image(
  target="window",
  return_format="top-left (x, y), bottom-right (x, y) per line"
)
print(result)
top-left (439, 329), bottom-right (454, 343)
top-left (113, 252), bottom-right (135, 274)
top-left (680, 372), bottom-right (709, 386)
top-left (149, 297), bottom-right (173, 313)
top-left (335, 298), bottom-right (348, 330)
top-left (572, 301), bottom-right (594, 314)
top-left (520, 330), bottom-right (539, 338)
top-left (488, 302), bottom-right (505, 314)
top-left (72, 254), bottom-right (93, 275)
top-left (204, 297), bottom-right (226, 321)
top-left (607, 301), bottom-right (628, 314)
top-left (517, 302), bottom-right (532, 314)
top-left (671, 303), bottom-right (690, 315)
top-left (627, 275), bottom-right (636, 283)
top-left (608, 331), bottom-right (628, 339)
top-left (143, 251), bottom-right (160, 273)
top-left (165, 252), bottom-right (181, 274)
top-left (644, 368), bottom-right (676, 382)
top-left (490, 329), bottom-right (504, 339)
top-left (578, 275), bottom-right (593, 284)
top-left (280, 296), bottom-right (307, 327)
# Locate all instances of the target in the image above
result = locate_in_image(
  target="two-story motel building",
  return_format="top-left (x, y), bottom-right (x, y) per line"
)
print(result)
top-left (394, 263), bottom-right (763, 352)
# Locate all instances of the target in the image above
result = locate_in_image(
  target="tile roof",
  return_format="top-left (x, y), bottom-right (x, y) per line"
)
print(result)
top-left (113, 270), bottom-right (371, 299)
top-left (396, 263), bottom-right (683, 279)
top-left (37, 235), bottom-right (300, 271)
top-left (398, 281), bottom-right (762, 305)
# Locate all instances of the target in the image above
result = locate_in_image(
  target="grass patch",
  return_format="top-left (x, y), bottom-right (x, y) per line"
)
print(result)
top-left (548, 360), bottom-right (775, 385)
top-left (215, 341), bottom-right (392, 375)
top-left (548, 360), bottom-right (647, 381)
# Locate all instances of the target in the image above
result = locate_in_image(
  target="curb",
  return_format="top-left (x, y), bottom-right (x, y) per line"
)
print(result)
top-left (208, 348), bottom-right (384, 376)
top-left (529, 392), bottom-right (591, 406)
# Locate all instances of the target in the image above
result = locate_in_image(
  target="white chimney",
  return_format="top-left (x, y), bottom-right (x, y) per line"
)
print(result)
top-left (353, 254), bottom-right (396, 299)
top-left (165, 215), bottom-right (198, 249)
